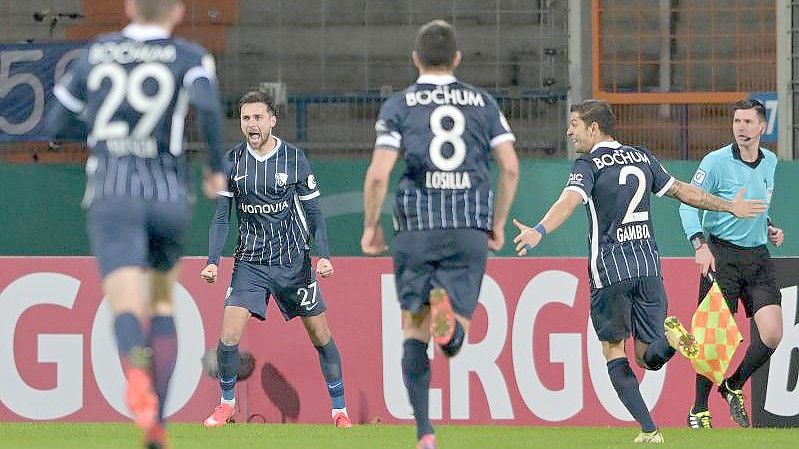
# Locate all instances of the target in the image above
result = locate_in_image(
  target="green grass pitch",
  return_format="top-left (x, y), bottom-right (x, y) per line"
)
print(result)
top-left (0, 423), bottom-right (796, 449)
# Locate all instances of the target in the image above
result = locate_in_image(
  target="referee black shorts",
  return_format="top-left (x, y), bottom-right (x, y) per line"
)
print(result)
top-left (698, 235), bottom-right (781, 318)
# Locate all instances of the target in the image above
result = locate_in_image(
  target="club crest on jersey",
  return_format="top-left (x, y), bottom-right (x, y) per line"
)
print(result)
top-left (275, 172), bottom-right (288, 187)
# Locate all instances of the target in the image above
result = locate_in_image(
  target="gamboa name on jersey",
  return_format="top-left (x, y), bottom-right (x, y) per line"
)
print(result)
top-left (616, 223), bottom-right (652, 243)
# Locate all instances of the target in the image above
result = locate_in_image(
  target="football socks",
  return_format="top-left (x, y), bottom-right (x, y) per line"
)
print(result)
top-left (149, 316), bottom-right (177, 423)
top-left (315, 339), bottom-right (346, 410)
top-left (403, 339), bottom-right (434, 439)
top-left (217, 341), bottom-right (240, 401)
top-left (607, 357), bottom-right (657, 433)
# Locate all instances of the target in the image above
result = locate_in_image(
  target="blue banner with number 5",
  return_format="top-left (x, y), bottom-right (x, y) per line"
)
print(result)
top-left (0, 42), bottom-right (85, 142)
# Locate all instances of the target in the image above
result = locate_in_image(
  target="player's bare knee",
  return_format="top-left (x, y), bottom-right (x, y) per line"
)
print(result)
top-left (601, 340), bottom-right (625, 361)
top-left (307, 323), bottom-right (332, 346)
top-left (761, 329), bottom-right (782, 349)
top-left (403, 313), bottom-right (431, 342)
top-left (150, 298), bottom-right (174, 316)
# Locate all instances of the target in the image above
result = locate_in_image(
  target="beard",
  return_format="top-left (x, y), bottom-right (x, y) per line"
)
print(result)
top-left (246, 128), bottom-right (272, 149)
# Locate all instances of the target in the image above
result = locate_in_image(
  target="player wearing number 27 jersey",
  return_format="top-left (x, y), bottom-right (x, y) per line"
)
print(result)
top-left (44, 2), bottom-right (227, 448)
top-left (362, 20), bottom-right (519, 449)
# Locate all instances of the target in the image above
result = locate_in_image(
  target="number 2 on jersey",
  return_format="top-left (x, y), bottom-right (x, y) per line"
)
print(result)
top-left (87, 62), bottom-right (174, 144)
top-left (618, 165), bottom-right (649, 224)
top-left (429, 105), bottom-right (466, 171)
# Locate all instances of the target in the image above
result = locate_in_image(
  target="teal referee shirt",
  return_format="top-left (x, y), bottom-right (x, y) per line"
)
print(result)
top-left (679, 143), bottom-right (775, 248)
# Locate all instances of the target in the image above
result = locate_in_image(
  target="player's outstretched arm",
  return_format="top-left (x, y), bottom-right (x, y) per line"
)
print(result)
top-left (513, 189), bottom-right (583, 256)
top-left (666, 180), bottom-right (766, 218)
top-left (361, 147), bottom-right (398, 255)
top-left (489, 141), bottom-right (520, 251)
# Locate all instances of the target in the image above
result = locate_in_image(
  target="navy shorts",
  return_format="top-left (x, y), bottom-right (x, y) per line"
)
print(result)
top-left (393, 228), bottom-right (489, 319)
top-left (87, 197), bottom-right (190, 277)
top-left (698, 236), bottom-right (781, 318)
top-left (225, 254), bottom-right (326, 321)
top-left (590, 276), bottom-right (667, 344)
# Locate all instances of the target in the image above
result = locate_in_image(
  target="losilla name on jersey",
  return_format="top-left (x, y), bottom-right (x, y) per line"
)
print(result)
top-left (616, 223), bottom-right (652, 243)
top-left (592, 149), bottom-right (651, 170)
top-left (425, 170), bottom-right (472, 189)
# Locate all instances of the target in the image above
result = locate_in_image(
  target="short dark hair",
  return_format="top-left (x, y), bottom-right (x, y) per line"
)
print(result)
top-left (570, 99), bottom-right (616, 137)
top-left (238, 90), bottom-right (277, 116)
top-left (733, 99), bottom-right (766, 122)
top-left (414, 20), bottom-right (458, 68)
top-left (134, 0), bottom-right (180, 22)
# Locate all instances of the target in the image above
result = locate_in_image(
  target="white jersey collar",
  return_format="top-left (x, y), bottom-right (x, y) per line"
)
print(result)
top-left (416, 74), bottom-right (457, 85)
top-left (590, 140), bottom-right (622, 153)
top-left (247, 137), bottom-right (282, 162)
top-left (122, 23), bottom-right (171, 41)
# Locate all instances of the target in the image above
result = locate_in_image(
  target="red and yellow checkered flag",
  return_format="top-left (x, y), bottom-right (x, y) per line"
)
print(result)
top-left (690, 279), bottom-right (743, 385)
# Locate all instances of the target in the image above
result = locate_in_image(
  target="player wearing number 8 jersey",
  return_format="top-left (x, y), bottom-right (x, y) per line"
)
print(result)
top-left (512, 99), bottom-right (766, 444)
top-left (199, 91), bottom-right (351, 429)
top-left (361, 20), bottom-right (519, 449)
top-left (44, 1), bottom-right (227, 448)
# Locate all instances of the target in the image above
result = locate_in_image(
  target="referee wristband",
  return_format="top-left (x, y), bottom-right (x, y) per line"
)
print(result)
top-left (533, 223), bottom-right (547, 237)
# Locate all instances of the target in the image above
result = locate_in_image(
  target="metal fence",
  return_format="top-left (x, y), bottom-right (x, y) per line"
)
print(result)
top-left (594, 0), bottom-right (777, 159)
top-left (0, 0), bottom-right (570, 160)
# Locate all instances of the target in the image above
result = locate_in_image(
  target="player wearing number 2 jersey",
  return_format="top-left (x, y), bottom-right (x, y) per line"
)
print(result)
top-left (361, 20), bottom-right (519, 449)
top-left (512, 99), bottom-right (766, 444)
top-left (44, 1), bottom-right (226, 448)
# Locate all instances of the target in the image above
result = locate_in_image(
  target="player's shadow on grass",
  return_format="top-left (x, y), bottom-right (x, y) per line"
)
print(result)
top-left (260, 362), bottom-right (301, 423)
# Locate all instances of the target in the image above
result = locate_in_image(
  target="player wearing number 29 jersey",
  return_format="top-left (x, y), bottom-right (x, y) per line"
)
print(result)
top-left (43, 3), bottom-right (227, 448)
top-left (48, 19), bottom-right (224, 205)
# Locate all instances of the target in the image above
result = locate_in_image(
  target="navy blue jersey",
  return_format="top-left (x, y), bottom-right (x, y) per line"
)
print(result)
top-left (52, 24), bottom-right (222, 205)
top-left (220, 138), bottom-right (321, 265)
top-left (565, 141), bottom-right (675, 290)
top-left (375, 74), bottom-right (515, 232)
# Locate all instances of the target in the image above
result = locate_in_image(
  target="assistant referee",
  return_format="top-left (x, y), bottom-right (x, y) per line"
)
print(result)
top-left (678, 99), bottom-right (785, 429)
